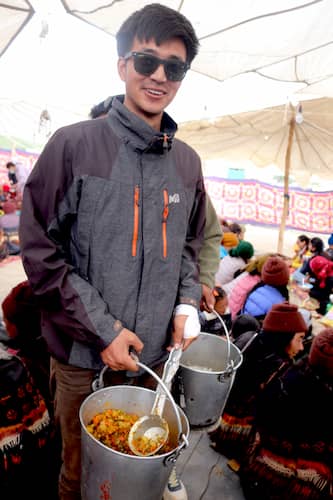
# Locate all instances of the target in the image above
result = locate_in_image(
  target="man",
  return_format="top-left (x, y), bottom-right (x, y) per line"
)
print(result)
top-left (20, 4), bottom-right (207, 500)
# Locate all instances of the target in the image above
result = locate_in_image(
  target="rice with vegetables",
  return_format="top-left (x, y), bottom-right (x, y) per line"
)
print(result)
top-left (86, 408), bottom-right (172, 455)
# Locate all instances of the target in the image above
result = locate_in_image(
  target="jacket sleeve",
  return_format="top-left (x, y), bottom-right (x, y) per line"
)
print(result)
top-left (177, 174), bottom-right (206, 308)
top-left (198, 195), bottom-right (222, 289)
top-left (19, 128), bottom-right (122, 352)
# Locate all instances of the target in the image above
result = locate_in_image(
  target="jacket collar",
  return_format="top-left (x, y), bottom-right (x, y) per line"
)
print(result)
top-left (107, 95), bottom-right (177, 154)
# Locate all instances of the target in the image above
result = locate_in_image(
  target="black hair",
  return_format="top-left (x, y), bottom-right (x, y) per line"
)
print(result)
top-left (231, 314), bottom-right (260, 340)
top-left (260, 330), bottom-right (296, 358)
top-left (116, 3), bottom-right (199, 64)
top-left (310, 237), bottom-right (324, 254)
top-left (229, 223), bottom-right (242, 235)
top-left (89, 96), bottom-right (114, 119)
top-left (213, 286), bottom-right (227, 300)
top-left (6, 162), bottom-right (15, 169)
top-left (298, 234), bottom-right (310, 246)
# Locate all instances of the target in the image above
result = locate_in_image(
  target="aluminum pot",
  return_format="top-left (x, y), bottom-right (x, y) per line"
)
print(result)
top-left (178, 332), bottom-right (243, 427)
top-left (80, 385), bottom-right (189, 500)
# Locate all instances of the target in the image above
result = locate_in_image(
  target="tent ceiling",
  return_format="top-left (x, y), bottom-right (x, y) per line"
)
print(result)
top-left (0, 1), bottom-right (35, 57)
top-left (177, 97), bottom-right (333, 183)
top-left (61, 0), bottom-right (333, 100)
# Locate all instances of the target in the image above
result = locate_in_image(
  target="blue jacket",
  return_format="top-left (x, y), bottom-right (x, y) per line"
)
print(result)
top-left (243, 285), bottom-right (285, 318)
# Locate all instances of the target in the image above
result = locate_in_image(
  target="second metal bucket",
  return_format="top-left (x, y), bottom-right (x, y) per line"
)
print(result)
top-left (178, 332), bottom-right (243, 427)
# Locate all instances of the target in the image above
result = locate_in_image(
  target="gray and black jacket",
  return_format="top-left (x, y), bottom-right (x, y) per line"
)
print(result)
top-left (19, 97), bottom-right (206, 370)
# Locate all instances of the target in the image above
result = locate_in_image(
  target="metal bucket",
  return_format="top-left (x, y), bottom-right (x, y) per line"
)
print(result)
top-left (178, 331), bottom-right (243, 427)
top-left (80, 384), bottom-right (189, 500)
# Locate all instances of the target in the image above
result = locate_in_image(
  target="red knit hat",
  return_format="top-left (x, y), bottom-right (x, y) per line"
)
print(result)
top-left (2, 280), bottom-right (40, 334)
top-left (263, 302), bottom-right (307, 333)
top-left (309, 328), bottom-right (333, 378)
top-left (261, 256), bottom-right (290, 286)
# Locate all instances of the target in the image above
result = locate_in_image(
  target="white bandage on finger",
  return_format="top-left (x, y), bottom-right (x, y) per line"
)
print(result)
top-left (174, 304), bottom-right (201, 339)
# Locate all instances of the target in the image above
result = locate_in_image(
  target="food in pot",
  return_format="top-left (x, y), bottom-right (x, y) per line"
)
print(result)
top-left (86, 408), bottom-right (172, 455)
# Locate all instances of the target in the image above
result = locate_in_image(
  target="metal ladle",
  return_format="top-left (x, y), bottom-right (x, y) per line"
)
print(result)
top-left (128, 346), bottom-right (182, 457)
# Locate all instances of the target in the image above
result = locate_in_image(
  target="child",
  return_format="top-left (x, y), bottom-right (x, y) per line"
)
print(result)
top-left (199, 286), bottom-right (232, 334)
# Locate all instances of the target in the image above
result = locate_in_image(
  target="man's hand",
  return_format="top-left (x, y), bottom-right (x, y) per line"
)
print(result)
top-left (200, 284), bottom-right (216, 312)
top-left (100, 328), bottom-right (144, 371)
top-left (167, 310), bottom-right (199, 352)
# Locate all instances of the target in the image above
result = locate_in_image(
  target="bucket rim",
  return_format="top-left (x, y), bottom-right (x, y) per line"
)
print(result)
top-left (79, 385), bottom-right (189, 460)
top-left (179, 332), bottom-right (243, 373)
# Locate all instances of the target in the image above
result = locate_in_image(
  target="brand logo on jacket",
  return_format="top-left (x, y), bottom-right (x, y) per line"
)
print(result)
top-left (169, 193), bottom-right (180, 204)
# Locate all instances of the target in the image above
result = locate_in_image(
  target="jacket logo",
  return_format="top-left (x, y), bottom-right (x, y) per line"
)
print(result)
top-left (169, 193), bottom-right (180, 204)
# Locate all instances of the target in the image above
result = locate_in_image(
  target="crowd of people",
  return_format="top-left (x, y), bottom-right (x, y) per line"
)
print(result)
top-left (1, 3), bottom-right (333, 500)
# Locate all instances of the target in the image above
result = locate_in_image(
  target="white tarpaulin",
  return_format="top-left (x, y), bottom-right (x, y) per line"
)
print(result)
top-left (61, 0), bottom-right (333, 101)
top-left (0, 0), bottom-right (35, 57)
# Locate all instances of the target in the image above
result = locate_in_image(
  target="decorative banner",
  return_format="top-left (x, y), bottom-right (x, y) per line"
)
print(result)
top-left (0, 148), bottom-right (39, 186)
top-left (205, 177), bottom-right (333, 234)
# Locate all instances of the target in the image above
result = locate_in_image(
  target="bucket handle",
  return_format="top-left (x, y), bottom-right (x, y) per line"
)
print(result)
top-left (91, 360), bottom-right (188, 454)
top-left (212, 309), bottom-right (234, 373)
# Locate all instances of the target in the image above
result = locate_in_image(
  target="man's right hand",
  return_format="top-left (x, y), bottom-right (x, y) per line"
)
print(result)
top-left (100, 328), bottom-right (144, 372)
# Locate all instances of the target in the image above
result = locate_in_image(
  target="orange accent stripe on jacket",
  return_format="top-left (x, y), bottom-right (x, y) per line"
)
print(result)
top-left (132, 185), bottom-right (140, 256)
top-left (162, 189), bottom-right (169, 258)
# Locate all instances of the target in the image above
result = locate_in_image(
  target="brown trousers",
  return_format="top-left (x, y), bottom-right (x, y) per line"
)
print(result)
top-left (51, 358), bottom-right (163, 500)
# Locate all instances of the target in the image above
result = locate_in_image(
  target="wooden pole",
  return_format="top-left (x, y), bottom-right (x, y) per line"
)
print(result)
top-left (277, 107), bottom-right (296, 254)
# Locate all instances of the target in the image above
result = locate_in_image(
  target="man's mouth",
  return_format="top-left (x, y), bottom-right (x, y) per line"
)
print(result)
top-left (145, 88), bottom-right (166, 96)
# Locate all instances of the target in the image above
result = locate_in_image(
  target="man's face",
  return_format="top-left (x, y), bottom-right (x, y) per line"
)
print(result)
top-left (118, 37), bottom-right (187, 129)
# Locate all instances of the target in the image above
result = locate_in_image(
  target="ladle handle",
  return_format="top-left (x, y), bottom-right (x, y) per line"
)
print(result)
top-left (134, 359), bottom-right (183, 442)
top-left (151, 347), bottom-right (182, 416)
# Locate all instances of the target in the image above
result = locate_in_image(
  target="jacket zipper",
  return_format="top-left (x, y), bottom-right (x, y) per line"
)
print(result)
top-left (162, 189), bottom-right (169, 258)
top-left (132, 185), bottom-right (140, 257)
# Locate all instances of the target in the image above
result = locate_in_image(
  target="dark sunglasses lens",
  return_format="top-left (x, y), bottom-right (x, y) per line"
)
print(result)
top-left (133, 53), bottom-right (187, 81)
top-left (165, 61), bottom-right (187, 81)
top-left (134, 54), bottom-right (159, 76)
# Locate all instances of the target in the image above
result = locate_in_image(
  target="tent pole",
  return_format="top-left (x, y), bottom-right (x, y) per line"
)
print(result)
top-left (277, 108), bottom-right (296, 254)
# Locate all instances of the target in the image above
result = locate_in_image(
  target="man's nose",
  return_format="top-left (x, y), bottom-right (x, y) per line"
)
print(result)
top-left (150, 62), bottom-right (167, 82)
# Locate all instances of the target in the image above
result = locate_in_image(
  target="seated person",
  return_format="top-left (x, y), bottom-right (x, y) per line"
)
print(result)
top-left (219, 231), bottom-right (238, 259)
top-left (215, 240), bottom-right (254, 285)
top-left (230, 314), bottom-right (261, 352)
top-left (209, 303), bottom-right (306, 466)
top-left (243, 256), bottom-right (290, 323)
top-left (308, 255), bottom-right (333, 315)
top-left (0, 314), bottom-right (58, 500)
top-left (290, 234), bottom-right (311, 270)
top-left (241, 328), bottom-right (333, 500)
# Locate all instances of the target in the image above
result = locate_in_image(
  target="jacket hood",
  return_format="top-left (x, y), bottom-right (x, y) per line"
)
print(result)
top-left (107, 95), bottom-right (177, 154)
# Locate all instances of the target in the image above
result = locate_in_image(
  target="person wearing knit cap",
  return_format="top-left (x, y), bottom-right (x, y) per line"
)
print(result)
top-left (1, 280), bottom-right (56, 414)
top-left (219, 231), bottom-right (239, 258)
top-left (325, 233), bottom-right (333, 261)
top-left (227, 253), bottom-right (273, 319)
top-left (308, 255), bottom-right (333, 315)
top-left (215, 240), bottom-right (254, 286)
top-left (242, 256), bottom-right (290, 321)
top-left (241, 326), bottom-right (333, 500)
top-left (209, 301), bottom-right (306, 466)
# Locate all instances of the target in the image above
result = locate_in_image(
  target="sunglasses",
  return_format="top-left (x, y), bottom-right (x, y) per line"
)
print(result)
top-left (124, 51), bottom-right (189, 81)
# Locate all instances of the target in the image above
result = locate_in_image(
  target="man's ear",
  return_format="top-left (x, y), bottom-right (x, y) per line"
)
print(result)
top-left (118, 58), bottom-right (126, 82)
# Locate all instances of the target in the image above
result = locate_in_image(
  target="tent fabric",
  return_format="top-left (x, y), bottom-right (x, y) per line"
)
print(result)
top-left (206, 177), bottom-right (333, 233)
top-left (0, 1), bottom-right (35, 57)
top-left (177, 97), bottom-right (333, 182)
top-left (61, 0), bottom-right (333, 99)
